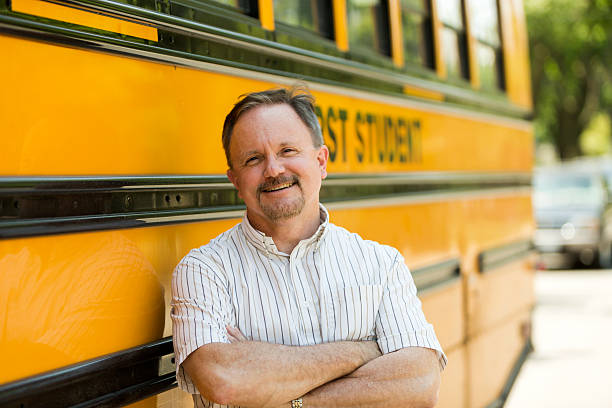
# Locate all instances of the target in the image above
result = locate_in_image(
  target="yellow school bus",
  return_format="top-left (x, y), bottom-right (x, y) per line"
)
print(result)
top-left (0, 0), bottom-right (534, 407)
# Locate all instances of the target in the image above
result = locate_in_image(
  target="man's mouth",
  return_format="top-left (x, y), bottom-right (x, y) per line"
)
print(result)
top-left (258, 176), bottom-right (300, 194)
top-left (262, 181), bottom-right (296, 192)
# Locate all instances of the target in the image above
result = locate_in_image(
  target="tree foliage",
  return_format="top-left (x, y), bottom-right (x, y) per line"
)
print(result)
top-left (527, 0), bottom-right (612, 159)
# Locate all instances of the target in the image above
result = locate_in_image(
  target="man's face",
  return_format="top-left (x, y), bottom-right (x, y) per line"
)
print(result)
top-left (226, 104), bottom-right (329, 225)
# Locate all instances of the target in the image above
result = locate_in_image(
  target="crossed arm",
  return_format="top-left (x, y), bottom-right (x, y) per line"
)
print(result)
top-left (182, 327), bottom-right (441, 408)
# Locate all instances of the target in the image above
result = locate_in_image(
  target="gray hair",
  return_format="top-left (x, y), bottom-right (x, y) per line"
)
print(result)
top-left (222, 86), bottom-right (323, 167)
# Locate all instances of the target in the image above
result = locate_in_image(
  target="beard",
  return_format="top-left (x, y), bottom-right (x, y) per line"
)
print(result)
top-left (257, 175), bottom-right (305, 221)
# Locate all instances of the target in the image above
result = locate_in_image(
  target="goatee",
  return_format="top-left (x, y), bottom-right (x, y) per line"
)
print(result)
top-left (257, 175), bottom-right (304, 221)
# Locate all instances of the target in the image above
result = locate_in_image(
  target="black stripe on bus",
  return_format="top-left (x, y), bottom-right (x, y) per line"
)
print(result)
top-left (411, 258), bottom-right (460, 292)
top-left (0, 337), bottom-right (176, 408)
top-left (0, 173), bottom-right (531, 239)
top-left (478, 239), bottom-right (534, 273)
top-left (0, 0), bottom-right (530, 120)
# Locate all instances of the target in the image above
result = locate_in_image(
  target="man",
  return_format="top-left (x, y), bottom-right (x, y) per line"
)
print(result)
top-left (171, 87), bottom-right (447, 408)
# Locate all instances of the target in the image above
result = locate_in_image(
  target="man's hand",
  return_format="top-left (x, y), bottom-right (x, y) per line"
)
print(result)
top-left (355, 340), bottom-right (382, 365)
top-left (226, 326), bottom-right (248, 343)
top-left (302, 346), bottom-right (441, 408)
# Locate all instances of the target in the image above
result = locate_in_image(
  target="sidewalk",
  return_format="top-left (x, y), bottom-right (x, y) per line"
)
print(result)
top-left (504, 270), bottom-right (612, 408)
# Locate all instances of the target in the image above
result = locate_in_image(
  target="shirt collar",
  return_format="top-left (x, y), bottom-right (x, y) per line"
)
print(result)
top-left (240, 204), bottom-right (330, 257)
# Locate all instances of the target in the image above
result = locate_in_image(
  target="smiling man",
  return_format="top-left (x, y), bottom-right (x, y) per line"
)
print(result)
top-left (171, 87), bottom-right (447, 408)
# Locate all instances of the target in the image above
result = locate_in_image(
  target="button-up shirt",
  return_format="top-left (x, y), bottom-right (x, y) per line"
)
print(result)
top-left (171, 205), bottom-right (446, 407)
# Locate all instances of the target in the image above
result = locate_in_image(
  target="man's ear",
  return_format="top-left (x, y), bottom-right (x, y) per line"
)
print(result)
top-left (317, 145), bottom-right (329, 179)
top-left (227, 168), bottom-right (242, 199)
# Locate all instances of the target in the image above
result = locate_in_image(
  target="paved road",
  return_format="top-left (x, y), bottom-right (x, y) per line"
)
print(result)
top-left (505, 270), bottom-right (612, 408)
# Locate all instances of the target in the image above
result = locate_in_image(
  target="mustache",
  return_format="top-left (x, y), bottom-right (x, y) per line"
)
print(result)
top-left (257, 175), bottom-right (300, 194)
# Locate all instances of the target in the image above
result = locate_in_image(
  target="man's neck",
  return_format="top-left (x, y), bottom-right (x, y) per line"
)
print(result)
top-left (247, 204), bottom-right (322, 254)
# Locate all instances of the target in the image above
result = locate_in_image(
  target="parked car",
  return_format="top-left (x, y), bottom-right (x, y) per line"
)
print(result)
top-left (533, 166), bottom-right (612, 268)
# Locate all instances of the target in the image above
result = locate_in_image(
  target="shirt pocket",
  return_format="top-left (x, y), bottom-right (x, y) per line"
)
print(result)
top-left (323, 284), bottom-right (383, 341)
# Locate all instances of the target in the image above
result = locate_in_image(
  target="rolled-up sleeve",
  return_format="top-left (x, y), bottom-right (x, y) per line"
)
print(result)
top-left (375, 253), bottom-right (448, 371)
top-left (171, 250), bottom-right (234, 393)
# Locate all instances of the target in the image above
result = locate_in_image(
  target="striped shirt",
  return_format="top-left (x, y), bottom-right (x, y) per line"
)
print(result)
top-left (171, 205), bottom-right (447, 408)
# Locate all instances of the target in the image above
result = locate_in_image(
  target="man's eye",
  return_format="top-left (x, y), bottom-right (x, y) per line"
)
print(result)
top-left (282, 148), bottom-right (295, 154)
top-left (245, 157), bottom-right (258, 165)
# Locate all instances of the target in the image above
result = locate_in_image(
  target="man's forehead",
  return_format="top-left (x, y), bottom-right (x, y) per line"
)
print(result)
top-left (232, 105), bottom-right (310, 140)
top-left (236, 103), bottom-right (298, 125)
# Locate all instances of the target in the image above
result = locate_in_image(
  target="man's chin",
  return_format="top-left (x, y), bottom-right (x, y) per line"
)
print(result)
top-left (259, 199), bottom-right (305, 221)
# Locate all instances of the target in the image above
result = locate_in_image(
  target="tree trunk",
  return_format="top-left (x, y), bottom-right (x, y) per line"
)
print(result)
top-left (554, 107), bottom-right (584, 160)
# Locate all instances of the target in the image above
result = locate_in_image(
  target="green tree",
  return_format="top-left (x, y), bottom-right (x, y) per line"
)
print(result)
top-left (527, 0), bottom-right (612, 159)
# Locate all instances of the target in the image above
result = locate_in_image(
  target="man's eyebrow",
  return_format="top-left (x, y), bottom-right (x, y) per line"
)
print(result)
top-left (239, 150), bottom-right (261, 161)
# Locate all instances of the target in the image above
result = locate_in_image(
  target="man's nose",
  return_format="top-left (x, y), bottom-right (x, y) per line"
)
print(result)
top-left (263, 156), bottom-right (285, 178)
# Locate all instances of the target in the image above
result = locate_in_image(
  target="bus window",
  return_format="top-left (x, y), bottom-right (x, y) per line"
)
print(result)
top-left (400, 0), bottom-right (435, 69)
top-left (347, 0), bottom-right (391, 57)
top-left (274, 0), bottom-right (335, 39)
top-left (435, 0), bottom-right (469, 81)
top-left (210, 0), bottom-right (257, 15)
top-left (468, 0), bottom-right (505, 90)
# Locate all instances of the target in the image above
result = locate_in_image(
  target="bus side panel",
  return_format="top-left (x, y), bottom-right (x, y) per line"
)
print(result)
top-left (0, 219), bottom-right (240, 384)
top-left (467, 309), bottom-right (531, 408)
top-left (1, 35), bottom-right (532, 177)
top-left (468, 258), bottom-right (536, 337)
top-left (460, 194), bottom-right (535, 337)
top-left (436, 346), bottom-right (467, 408)
top-left (422, 286), bottom-right (467, 408)
top-left (330, 202), bottom-right (461, 271)
top-left (458, 194), bottom-right (534, 407)
top-left (421, 282), bottom-right (464, 354)
top-left (461, 194), bottom-right (535, 261)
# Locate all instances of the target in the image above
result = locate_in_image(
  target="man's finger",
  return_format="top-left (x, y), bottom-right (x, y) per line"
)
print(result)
top-left (226, 326), bottom-right (248, 341)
